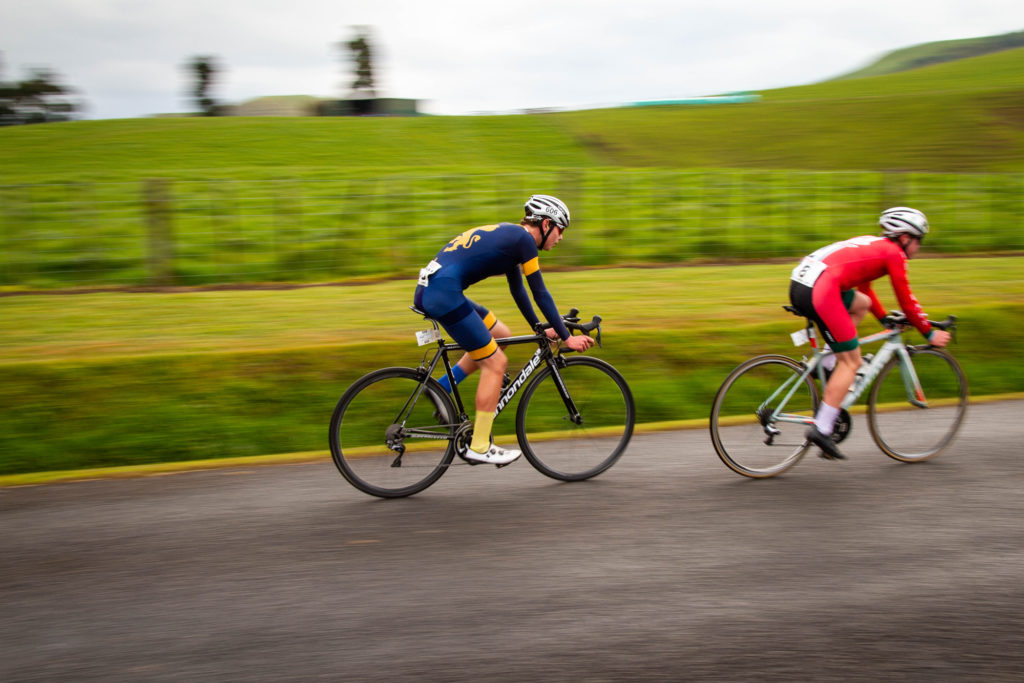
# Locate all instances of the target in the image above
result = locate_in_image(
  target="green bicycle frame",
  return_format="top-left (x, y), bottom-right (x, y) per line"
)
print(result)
top-left (768, 324), bottom-right (930, 427)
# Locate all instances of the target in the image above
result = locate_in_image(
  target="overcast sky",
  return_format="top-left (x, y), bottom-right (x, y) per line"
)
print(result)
top-left (3, 1), bottom-right (1023, 119)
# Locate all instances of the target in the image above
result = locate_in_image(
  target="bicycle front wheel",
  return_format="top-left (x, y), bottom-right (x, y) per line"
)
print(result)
top-left (710, 355), bottom-right (820, 478)
top-left (868, 348), bottom-right (968, 462)
top-left (516, 356), bottom-right (635, 481)
top-left (329, 368), bottom-right (458, 498)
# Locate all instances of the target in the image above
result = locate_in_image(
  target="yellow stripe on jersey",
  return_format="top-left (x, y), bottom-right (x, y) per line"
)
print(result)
top-left (522, 256), bottom-right (540, 276)
top-left (469, 338), bottom-right (499, 361)
top-left (482, 311), bottom-right (497, 330)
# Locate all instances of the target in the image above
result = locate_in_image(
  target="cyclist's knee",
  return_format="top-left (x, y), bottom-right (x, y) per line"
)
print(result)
top-left (834, 348), bottom-right (862, 369)
top-left (478, 347), bottom-right (507, 372)
top-left (849, 291), bottom-right (871, 322)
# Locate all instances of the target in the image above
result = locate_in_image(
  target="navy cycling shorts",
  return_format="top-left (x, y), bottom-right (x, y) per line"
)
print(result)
top-left (414, 282), bottom-right (499, 360)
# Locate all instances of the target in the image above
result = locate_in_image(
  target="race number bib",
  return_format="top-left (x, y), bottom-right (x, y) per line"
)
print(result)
top-left (416, 328), bottom-right (441, 345)
top-left (790, 257), bottom-right (827, 287)
top-left (791, 328), bottom-right (811, 347)
top-left (417, 259), bottom-right (441, 286)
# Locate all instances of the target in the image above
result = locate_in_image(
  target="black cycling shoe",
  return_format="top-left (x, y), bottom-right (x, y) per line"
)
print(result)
top-left (805, 426), bottom-right (846, 460)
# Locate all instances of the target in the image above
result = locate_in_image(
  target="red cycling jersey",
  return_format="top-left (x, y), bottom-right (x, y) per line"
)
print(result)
top-left (791, 235), bottom-right (932, 339)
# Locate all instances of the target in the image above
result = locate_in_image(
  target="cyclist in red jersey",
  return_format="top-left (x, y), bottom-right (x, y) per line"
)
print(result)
top-left (788, 207), bottom-right (951, 460)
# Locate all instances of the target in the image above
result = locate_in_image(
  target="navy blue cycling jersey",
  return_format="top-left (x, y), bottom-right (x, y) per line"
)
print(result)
top-left (425, 222), bottom-right (570, 340)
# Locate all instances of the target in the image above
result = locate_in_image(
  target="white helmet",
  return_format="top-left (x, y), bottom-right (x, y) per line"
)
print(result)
top-left (880, 207), bottom-right (929, 239)
top-left (524, 194), bottom-right (570, 230)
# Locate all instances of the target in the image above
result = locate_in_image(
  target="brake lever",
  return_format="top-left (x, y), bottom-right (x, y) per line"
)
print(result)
top-left (882, 309), bottom-right (910, 330)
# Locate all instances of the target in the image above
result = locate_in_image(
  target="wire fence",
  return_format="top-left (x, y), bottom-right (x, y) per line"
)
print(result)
top-left (2, 169), bottom-right (1021, 288)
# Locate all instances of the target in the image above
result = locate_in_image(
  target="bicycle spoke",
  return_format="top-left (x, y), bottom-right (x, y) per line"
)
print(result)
top-left (516, 356), bottom-right (634, 481)
top-left (710, 355), bottom-right (818, 478)
top-left (868, 349), bottom-right (967, 462)
top-left (329, 369), bottom-right (457, 497)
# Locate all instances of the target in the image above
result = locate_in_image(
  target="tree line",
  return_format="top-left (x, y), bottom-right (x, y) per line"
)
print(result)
top-left (188, 26), bottom-right (377, 116)
top-left (0, 53), bottom-right (79, 126)
top-left (1, 27), bottom-right (378, 126)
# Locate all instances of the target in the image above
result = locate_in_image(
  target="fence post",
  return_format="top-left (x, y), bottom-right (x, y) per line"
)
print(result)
top-left (144, 178), bottom-right (174, 286)
top-left (880, 171), bottom-right (907, 210)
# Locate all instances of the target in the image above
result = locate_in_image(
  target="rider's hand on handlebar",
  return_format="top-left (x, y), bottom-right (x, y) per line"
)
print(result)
top-left (564, 334), bottom-right (595, 352)
top-left (929, 329), bottom-right (951, 348)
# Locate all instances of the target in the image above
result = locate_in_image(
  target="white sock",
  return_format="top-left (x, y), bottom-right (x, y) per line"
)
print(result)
top-left (814, 402), bottom-right (841, 436)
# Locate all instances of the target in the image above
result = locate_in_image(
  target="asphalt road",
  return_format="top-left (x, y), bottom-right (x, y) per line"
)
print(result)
top-left (3, 401), bottom-right (1023, 682)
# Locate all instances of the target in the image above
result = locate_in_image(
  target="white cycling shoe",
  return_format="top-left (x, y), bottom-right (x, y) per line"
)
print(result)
top-left (464, 444), bottom-right (522, 466)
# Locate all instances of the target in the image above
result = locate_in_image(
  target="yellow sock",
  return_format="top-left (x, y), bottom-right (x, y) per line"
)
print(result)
top-left (470, 412), bottom-right (494, 452)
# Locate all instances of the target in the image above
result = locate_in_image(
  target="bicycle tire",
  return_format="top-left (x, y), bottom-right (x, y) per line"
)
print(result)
top-left (329, 367), bottom-right (458, 498)
top-left (710, 355), bottom-right (820, 478)
top-left (867, 348), bottom-right (968, 462)
top-left (515, 356), bottom-right (635, 481)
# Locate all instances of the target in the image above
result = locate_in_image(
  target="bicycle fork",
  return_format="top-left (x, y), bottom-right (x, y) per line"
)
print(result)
top-left (548, 357), bottom-right (584, 425)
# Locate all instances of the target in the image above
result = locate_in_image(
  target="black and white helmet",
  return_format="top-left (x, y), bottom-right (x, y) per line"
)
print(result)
top-left (524, 194), bottom-right (571, 230)
top-left (880, 207), bottom-right (929, 239)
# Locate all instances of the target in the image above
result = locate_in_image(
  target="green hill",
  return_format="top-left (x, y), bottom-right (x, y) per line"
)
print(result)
top-left (549, 47), bottom-right (1024, 171)
top-left (833, 30), bottom-right (1024, 80)
top-left (1, 41), bottom-right (1023, 180)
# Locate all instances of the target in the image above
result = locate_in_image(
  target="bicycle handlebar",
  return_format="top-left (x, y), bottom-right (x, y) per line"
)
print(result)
top-left (882, 310), bottom-right (956, 330)
top-left (881, 310), bottom-right (957, 345)
top-left (534, 308), bottom-right (603, 348)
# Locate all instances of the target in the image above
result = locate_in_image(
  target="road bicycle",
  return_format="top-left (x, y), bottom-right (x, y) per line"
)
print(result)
top-left (329, 308), bottom-right (635, 497)
top-left (709, 306), bottom-right (967, 478)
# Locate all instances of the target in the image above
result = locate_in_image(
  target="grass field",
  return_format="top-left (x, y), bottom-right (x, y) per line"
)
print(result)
top-left (1, 40), bottom-right (1022, 477)
top-left (1, 46), bottom-right (1022, 289)
top-left (2, 257), bottom-right (1022, 475)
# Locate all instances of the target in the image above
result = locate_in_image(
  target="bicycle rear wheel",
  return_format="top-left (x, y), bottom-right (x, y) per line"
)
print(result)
top-left (867, 348), bottom-right (968, 462)
top-left (516, 356), bottom-right (635, 481)
top-left (710, 355), bottom-right (820, 478)
top-left (329, 368), bottom-right (458, 498)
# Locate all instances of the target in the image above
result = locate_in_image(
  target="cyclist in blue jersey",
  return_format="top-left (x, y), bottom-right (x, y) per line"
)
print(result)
top-left (414, 195), bottom-right (595, 466)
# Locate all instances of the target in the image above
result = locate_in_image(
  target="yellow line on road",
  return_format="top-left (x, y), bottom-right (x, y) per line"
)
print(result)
top-left (3, 393), bottom-right (1021, 488)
